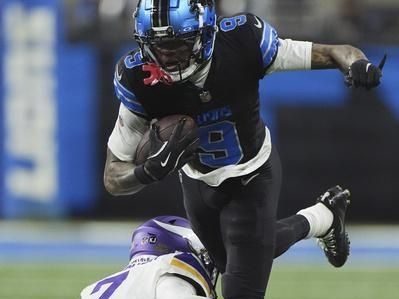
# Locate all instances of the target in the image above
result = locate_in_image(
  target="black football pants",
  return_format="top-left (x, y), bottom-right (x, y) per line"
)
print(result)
top-left (180, 147), bottom-right (310, 299)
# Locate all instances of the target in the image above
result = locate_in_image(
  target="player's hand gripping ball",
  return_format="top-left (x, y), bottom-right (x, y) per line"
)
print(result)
top-left (134, 115), bottom-right (199, 184)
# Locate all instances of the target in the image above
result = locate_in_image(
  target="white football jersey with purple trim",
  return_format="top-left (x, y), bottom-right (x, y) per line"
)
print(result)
top-left (80, 253), bottom-right (214, 299)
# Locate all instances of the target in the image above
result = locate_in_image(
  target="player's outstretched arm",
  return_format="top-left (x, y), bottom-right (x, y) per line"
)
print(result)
top-left (311, 44), bottom-right (383, 88)
top-left (104, 148), bottom-right (146, 196)
top-left (311, 44), bottom-right (366, 71)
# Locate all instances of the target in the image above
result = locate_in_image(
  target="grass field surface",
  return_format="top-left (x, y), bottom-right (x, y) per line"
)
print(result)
top-left (0, 263), bottom-right (398, 299)
top-left (1, 222), bottom-right (398, 299)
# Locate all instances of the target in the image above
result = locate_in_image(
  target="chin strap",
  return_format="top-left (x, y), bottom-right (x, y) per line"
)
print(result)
top-left (143, 63), bottom-right (173, 86)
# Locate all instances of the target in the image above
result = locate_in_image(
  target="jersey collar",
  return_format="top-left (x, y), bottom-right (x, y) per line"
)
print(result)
top-left (189, 59), bottom-right (212, 88)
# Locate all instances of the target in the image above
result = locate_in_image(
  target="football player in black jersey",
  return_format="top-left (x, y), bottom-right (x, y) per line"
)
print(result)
top-left (104, 1), bottom-right (383, 299)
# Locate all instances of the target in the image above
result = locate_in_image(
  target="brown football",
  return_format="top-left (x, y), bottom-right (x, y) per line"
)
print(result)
top-left (133, 115), bottom-right (197, 165)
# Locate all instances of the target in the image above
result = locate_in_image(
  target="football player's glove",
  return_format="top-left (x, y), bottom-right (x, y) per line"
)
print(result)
top-left (345, 54), bottom-right (386, 89)
top-left (134, 119), bottom-right (199, 184)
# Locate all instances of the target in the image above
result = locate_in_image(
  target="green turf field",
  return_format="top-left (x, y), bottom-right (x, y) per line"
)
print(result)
top-left (0, 263), bottom-right (397, 299)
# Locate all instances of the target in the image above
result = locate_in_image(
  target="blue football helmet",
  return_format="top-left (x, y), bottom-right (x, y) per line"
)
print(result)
top-left (133, 0), bottom-right (217, 82)
top-left (129, 216), bottom-right (218, 287)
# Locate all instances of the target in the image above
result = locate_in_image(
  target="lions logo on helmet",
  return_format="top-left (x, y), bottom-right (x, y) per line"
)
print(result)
top-left (133, 0), bottom-right (217, 82)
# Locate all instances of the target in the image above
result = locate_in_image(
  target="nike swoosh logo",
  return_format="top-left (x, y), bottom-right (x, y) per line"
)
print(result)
top-left (161, 152), bottom-right (171, 167)
top-left (148, 142), bottom-right (168, 159)
top-left (254, 16), bottom-right (262, 29)
top-left (241, 173), bottom-right (260, 186)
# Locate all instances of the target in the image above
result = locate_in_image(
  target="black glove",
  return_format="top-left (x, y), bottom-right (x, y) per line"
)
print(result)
top-left (345, 54), bottom-right (386, 89)
top-left (134, 118), bottom-right (199, 184)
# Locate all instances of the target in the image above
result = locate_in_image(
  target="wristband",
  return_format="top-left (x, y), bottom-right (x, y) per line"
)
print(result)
top-left (134, 165), bottom-right (156, 185)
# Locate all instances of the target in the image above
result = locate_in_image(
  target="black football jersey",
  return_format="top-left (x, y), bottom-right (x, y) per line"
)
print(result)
top-left (114, 14), bottom-right (279, 173)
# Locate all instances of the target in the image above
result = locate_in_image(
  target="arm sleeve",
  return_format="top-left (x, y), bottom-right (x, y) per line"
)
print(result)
top-left (155, 274), bottom-right (212, 299)
top-left (107, 103), bottom-right (150, 162)
top-left (265, 38), bottom-right (313, 74)
top-left (245, 15), bottom-right (311, 76)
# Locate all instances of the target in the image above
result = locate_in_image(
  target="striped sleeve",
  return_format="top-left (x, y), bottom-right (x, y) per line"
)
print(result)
top-left (258, 18), bottom-right (279, 70)
top-left (113, 76), bottom-right (148, 117)
top-left (244, 14), bottom-right (279, 73)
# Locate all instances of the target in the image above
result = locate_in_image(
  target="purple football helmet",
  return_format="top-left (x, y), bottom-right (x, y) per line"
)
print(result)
top-left (129, 215), bottom-right (218, 285)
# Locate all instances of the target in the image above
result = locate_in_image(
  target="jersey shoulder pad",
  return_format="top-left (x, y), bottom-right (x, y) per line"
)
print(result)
top-left (169, 252), bottom-right (213, 298)
top-left (118, 48), bottom-right (145, 71)
top-left (218, 13), bottom-right (279, 70)
top-left (114, 49), bottom-right (148, 118)
top-left (252, 15), bottom-right (279, 69)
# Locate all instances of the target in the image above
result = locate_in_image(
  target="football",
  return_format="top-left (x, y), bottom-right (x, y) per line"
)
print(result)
top-left (133, 115), bottom-right (197, 165)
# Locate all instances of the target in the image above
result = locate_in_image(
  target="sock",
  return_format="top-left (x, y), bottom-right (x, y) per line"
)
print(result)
top-left (297, 203), bottom-right (334, 239)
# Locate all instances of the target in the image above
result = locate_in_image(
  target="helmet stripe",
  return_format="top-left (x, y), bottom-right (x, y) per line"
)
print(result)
top-left (151, 0), bottom-right (170, 27)
top-left (160, 0), bottom-right (170, 26)
top-left (151, 0), bottom-right (160, 27)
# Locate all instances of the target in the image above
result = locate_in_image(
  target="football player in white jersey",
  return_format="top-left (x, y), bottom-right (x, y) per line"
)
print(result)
top-left (81, 216), bottom-right (218, 299)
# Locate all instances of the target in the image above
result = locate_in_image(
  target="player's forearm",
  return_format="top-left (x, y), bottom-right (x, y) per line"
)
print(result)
top-left (104, 148), bottom-right (145, 196)
top-left (311, 44), bottom-right (367, 72)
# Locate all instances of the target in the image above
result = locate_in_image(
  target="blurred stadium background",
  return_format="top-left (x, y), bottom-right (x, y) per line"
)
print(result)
top-left (0, 0), bottom-right (398, 298)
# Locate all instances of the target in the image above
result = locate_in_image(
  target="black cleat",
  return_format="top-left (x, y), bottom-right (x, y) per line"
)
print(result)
top-left (316, 186), bottom-right (351, 267)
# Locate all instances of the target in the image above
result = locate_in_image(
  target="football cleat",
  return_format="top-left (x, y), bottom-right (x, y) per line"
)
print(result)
top-left (316, 186), bottom-right (351, 267)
